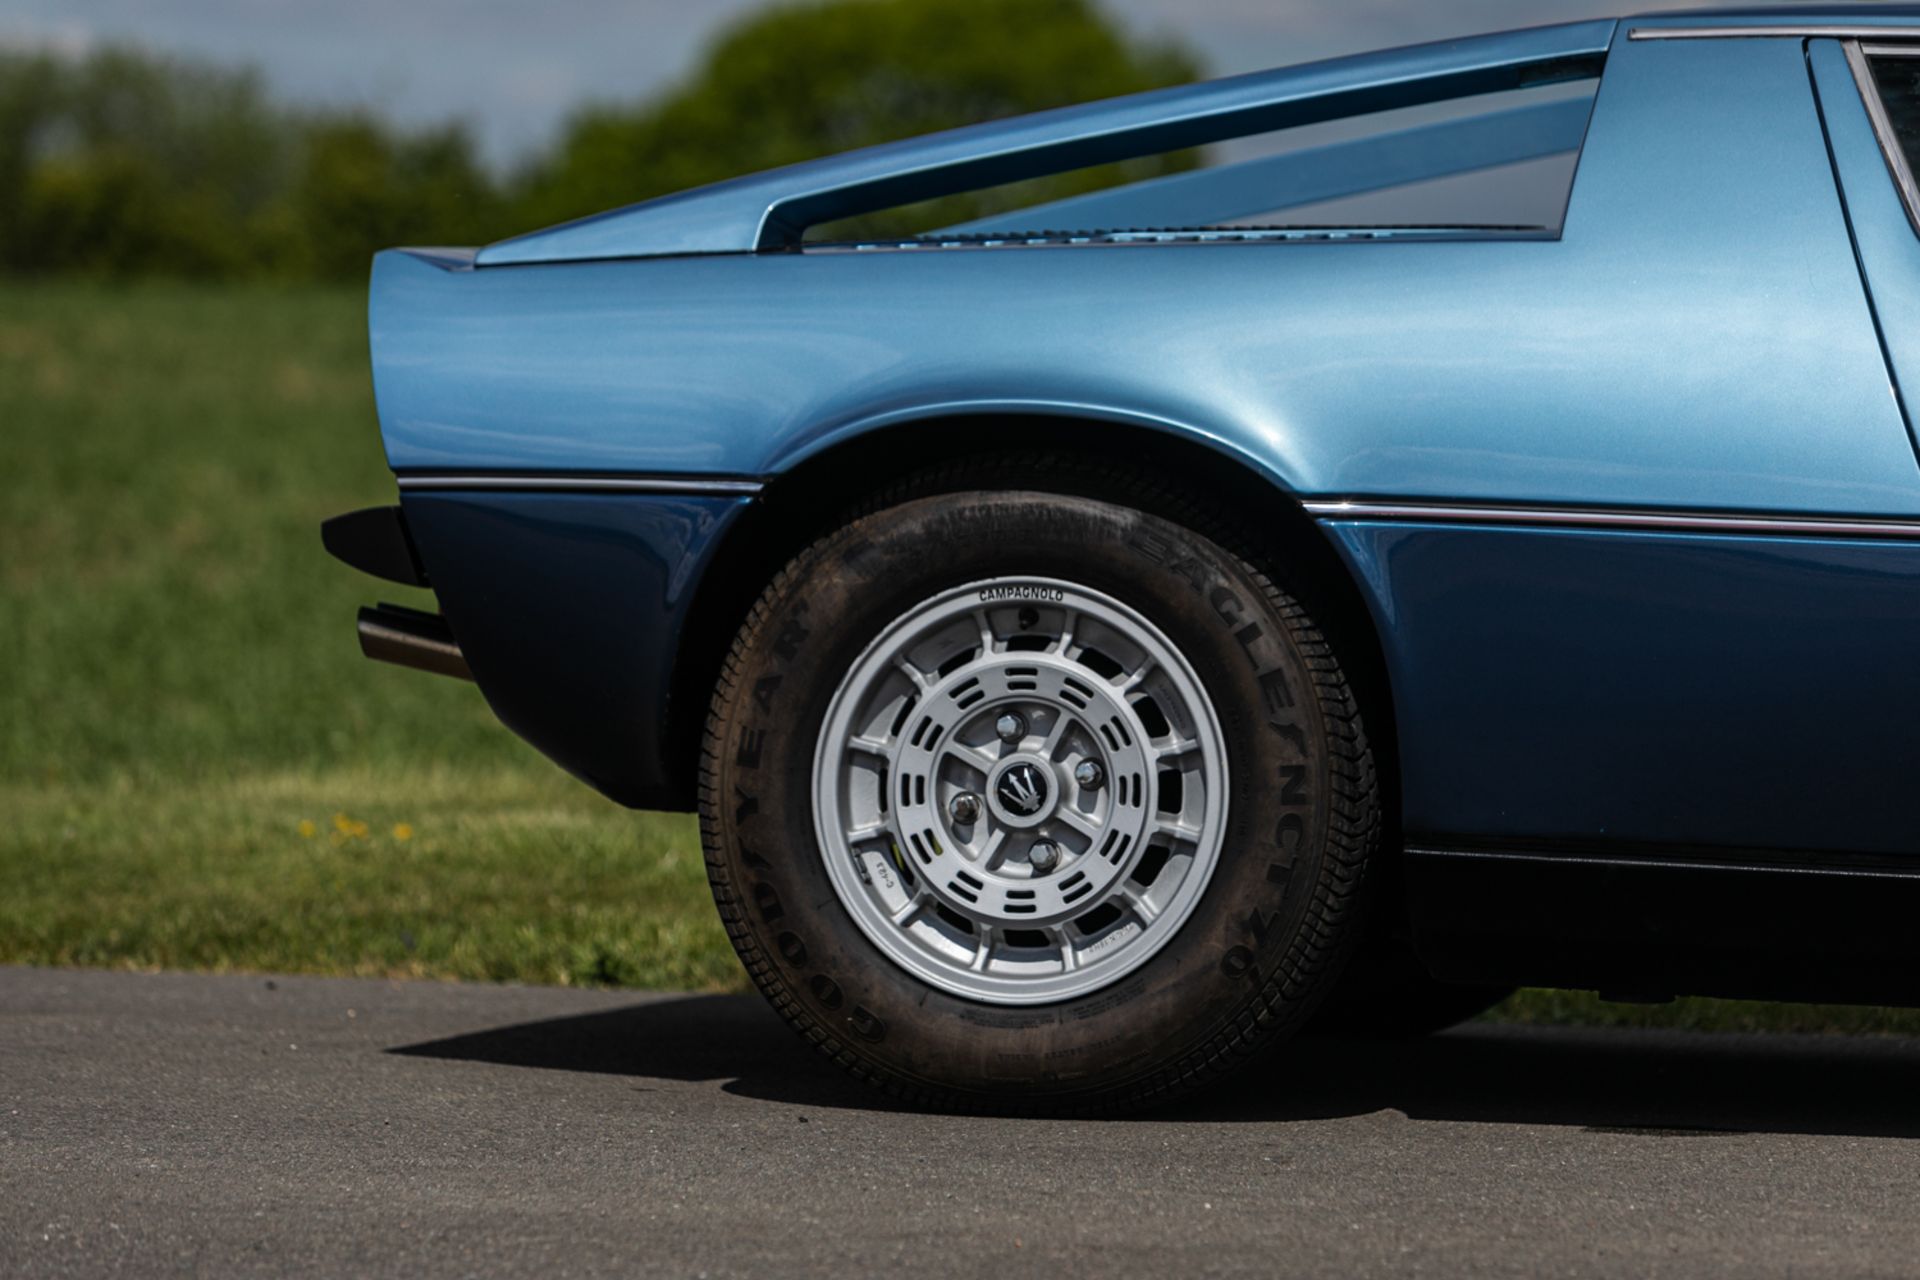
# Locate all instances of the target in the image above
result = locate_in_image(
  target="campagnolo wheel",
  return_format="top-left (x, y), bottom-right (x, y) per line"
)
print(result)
top-left (700, 464), bottom-right (1378, 1113)
top-left (812, 578), bottom-right (1228, 1006)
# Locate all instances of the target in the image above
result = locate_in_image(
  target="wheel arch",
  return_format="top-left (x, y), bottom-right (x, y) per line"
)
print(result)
top-left (662, 410), bottom-right (1401, 844)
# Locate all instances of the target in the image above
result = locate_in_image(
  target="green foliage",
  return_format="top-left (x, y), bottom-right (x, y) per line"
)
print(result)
top-left (518, 0), bottom-right (1202, 238)
top-left (287, 116), bottom-right (502, 279)
top-left (3, 49), bottom-right (291, 276)
top-left (0, 0), bottom-right (1201, 280)
top-left (1, 46), bottom-right (498, 280)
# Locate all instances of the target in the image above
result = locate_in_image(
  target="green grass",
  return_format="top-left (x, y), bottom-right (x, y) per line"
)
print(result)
top-left (0, 769), bottom-right (729, 989)
top-left (4, 280), bottom-right (1919, 1033)
top-left (0, 281), bottom-right (739, 991)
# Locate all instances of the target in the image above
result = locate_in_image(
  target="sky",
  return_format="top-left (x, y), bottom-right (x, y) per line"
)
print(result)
top-left (1, 0), bottom-right (1799, 169)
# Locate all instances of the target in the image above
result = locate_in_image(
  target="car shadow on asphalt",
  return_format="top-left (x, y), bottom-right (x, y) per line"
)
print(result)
top-left (391, 993), bottom-right (1920, 1137)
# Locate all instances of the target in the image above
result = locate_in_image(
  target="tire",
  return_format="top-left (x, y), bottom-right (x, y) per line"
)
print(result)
top-left (698, 465), bottom-right (1378, 1113)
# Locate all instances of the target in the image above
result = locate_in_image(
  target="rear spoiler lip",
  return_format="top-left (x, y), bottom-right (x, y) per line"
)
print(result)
top-left (385, 246), bottom-right (478, 272)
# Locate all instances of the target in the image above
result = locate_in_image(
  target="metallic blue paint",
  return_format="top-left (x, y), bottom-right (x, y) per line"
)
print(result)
top-left (359, 8), bottom-right (1920, 857)
top-left (397, 491), bottom-right (748, 808)
top-left (1811, 39), bottom-right (1920, 464)
top-left (1327, 520), bottom-right (1920, 856)
top-left (1628, 6), bottom-right (1920, 33)
top-left (371, 31), bottom-right (1917, 515)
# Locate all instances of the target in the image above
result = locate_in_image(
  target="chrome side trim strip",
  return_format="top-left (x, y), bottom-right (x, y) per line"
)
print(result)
top-left (396, 474), bottom-right (764, 496)
top-left (1302, 499), bottom-right (1920, 539)
top-left (1629, 25), bottom-right (1920, 41)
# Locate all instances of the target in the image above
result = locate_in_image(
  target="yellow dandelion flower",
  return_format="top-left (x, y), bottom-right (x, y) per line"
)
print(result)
top-left (350, 819), bottom-right (370, 839)
top-left (297, 819), bottom-right (317, 839)
top-left (332, 812), bottom-right (354, 834)
top-left (392, 823), bottom-right (414, 842)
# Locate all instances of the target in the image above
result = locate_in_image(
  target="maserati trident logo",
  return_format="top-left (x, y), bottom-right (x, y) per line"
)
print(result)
top-left (996, 763), bottom-right (1049, 816)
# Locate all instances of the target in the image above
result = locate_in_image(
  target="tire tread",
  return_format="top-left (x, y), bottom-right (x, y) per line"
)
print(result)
top-left (697, 453), bottom-right (1378, 1114)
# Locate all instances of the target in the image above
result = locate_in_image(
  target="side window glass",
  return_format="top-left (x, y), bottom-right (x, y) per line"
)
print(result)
top-left (806, 78), bottom-right (1602, 246)
top-left (1868, 51), bottom-right (1920, 171)
top-left (1858, 45), bottom-right (1920, 226)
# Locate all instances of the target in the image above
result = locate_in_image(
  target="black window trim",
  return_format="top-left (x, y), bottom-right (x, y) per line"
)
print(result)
top-left (1847, 39), bottom-right (1920, 237)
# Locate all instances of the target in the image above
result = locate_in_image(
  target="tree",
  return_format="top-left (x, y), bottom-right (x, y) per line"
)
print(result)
top-left (3, 48), bottom-right (289, 276)
top-left (287, 116), bottom-right (499, 280)
top-left (0, 47), bottom-right (499, 279)
top-left (0, 52), bottom-right (63, 266)
top-left (516, 0), bottom-right (1202, 239)
top-left (0, 0), bottom-right (1203, 278)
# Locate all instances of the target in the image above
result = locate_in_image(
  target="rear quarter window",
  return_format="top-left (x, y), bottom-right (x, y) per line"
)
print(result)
top-left (1867, 52), bottom-right (1920, 171)
top-left (807, 78), bottom-right (1604, 247)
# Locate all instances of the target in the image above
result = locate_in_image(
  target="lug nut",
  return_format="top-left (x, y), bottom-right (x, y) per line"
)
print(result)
top-left (949, 792), bottom-right (981, 825)
top-left (1074, 759), bottom-right (1104, 791)
top-left (994, 712), bottom-right (1027, 743)
top-left (1029, 841), bottom-right (1060, 874)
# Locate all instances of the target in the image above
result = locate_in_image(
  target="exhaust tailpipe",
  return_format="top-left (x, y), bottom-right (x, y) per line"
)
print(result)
top-left (357, 603), bottom-right (473, 681)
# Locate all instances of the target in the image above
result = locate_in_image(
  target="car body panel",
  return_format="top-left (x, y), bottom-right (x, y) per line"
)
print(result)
top-left (1624, 5), bottom-right (1920, 33)
top-left (343, 8), bottom-right (1920, 1002)
top-left (371, 34), bottom-right (1917, 518)
top-left (398, 491), bottom-right (749, 807)
top-left (1328, 519), bottom-right (1920, 856)
top-left (1812, 38), bottom-right (1920, 463)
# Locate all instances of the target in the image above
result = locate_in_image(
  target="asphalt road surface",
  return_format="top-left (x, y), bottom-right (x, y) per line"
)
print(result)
top-left (6, 967), bottom-right (1920, 1278)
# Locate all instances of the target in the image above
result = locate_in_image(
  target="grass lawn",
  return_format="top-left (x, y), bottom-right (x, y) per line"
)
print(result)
top-left (5, 280), bottom-right (1918, 1034)
top-left (1, 282), bottom-right (735, 991)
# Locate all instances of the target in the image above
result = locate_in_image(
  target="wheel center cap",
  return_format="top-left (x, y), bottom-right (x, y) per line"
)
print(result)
top-left (997, 763), bottom-right (1047, 815)
top-left (986, 756), bottom-right (1055, 829)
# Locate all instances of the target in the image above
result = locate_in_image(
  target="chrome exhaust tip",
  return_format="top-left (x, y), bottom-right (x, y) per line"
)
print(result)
top-left (356, 603), bottom-right (473, 681)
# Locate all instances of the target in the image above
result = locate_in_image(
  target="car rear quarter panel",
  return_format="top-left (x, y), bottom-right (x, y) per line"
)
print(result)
top-left (376, 30), bottom-right (1920, 845)
top-left (372, 36), bottom-right (1917, 516)
top-left (398, 491), bottom-right (749, 808)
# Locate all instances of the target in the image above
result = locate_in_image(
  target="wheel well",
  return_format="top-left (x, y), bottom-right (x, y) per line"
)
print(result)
top-left (660, 413), bottom-right (1400, 842)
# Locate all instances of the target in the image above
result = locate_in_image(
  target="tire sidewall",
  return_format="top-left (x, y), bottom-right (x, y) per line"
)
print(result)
top-left (706, 490), bottom-right (1359, 1103)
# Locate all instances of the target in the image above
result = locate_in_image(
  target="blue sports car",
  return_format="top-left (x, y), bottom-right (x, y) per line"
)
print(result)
top-left (325, 7), bottom-right (1920, 1112)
